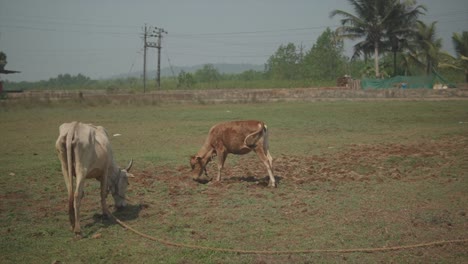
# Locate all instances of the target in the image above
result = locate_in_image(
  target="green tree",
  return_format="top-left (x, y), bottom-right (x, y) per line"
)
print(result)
top-left (237, 70), bottom-right (264, 81)
top-left (47, 73), bottom-right (92, 88)
top-left (177, 70), bottom-right (196, 88)
top-left (331, 0), bottom-right (425, 78)
top-left (384, 0), bottom-right (426, 76)
top-left (266, 43), bottom-right (301, 80)
top-left (450, 31), bottom-right (468, 82)
top-left (303, 28), bottom-right (346, 80)
top-left (439, 31), bottom-right (468, 83)
top-left (194, 64), bottom-right (221, 83)
top-left (453, 32), bottom-right (468, 58)
top-left (408, 21), bottom-right (442, 75)
top-left (0, 51), bottom-right (7, 70)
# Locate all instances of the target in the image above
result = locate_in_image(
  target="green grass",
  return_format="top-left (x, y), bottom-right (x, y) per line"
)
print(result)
top-left (1, 100), bottom-right (467, 263)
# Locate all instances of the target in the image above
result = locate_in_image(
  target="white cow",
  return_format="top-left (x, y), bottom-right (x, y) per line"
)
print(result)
top-left (55, 121), bottom-right (133, 237)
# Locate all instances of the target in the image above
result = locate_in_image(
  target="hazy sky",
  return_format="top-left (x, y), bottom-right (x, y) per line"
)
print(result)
top-left (1, 0), bottom-right (467, 82)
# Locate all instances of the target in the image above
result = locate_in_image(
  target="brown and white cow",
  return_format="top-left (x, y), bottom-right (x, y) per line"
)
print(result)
top-left (190, 120), bottom-right (275, 187)
top-left (55, 121), bottom-right (133, 237)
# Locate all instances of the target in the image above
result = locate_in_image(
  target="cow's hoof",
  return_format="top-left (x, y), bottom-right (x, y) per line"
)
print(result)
top-left (269, 183), bottom-right (277, 188)
top-left (74, 233), bottom-right (83, 239)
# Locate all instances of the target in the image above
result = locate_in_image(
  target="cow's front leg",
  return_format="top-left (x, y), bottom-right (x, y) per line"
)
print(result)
top-left (216, 151), bottom-right (228, 182)
top-left (100, 179), bottom-right (111, 219)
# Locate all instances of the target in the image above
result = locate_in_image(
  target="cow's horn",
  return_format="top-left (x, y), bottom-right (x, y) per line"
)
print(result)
top-left (125, 159), bottom-right (133, 172)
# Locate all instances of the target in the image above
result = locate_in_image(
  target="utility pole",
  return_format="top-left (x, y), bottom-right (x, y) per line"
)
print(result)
top-left (142, 24), bottom-right (148, 93)
top-left (154, 27), bottom-right (167, 88)
top-left (142, 25), bottom-right (167, 90)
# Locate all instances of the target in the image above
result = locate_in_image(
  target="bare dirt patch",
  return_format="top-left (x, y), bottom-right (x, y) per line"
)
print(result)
top-left (134, 136), bottom-right (466, 188)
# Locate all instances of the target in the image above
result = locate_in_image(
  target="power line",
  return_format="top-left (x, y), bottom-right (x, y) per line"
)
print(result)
top-left (0, 14), bottom-right (139, 29)
top-left (170, 25), bottom-right (339, 37)
top-left (164, 49), bottom-right (176, 79)
top-left (0, 24), bottom-right (138, 37)
top-left (167, 51), bottom-right (271, 58)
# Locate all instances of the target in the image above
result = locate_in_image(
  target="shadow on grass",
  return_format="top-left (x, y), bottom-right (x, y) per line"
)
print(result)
top-left (194, 174), bottom-right (283, 187)
top-left (229, 175), bottom-right (283, 187)
top-left (83, 204), bottom-right (145, 237)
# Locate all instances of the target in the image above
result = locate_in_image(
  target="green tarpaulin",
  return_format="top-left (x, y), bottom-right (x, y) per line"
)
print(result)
top-left (361, 75), bottom-right (435, 89)
top-left (361, 72), bottom-right (453, 89)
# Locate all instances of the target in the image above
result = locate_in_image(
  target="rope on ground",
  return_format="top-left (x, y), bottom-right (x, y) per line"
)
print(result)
top-left (110, 212), bottom-right (467, 255)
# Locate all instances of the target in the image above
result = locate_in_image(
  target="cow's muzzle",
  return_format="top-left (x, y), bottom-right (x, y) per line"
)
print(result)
top-left (116, 204), bottom-right (126, 211)
top-left (192, 174), bottom-right (212, 184)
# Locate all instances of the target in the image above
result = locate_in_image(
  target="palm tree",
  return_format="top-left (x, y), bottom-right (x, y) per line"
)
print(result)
top-left (408, 21), bottom-right (442, 75)
top-left (330, 0), bottom-right (425, 78)
top-left (452, 31), bottom-right (468, 82)
top-left (384, 1), bottom-right (426, 76)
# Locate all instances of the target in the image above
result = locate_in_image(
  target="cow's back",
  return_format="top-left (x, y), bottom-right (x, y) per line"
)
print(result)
top-left (210, 120), bottom-right (264, 153)
top-left (57, 122), bottom-right (111, 180)
top-left (76, 124), bottom-right (112, 179)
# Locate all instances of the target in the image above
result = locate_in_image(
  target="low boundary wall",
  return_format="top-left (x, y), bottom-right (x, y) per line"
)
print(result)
top-left (4, 87), bottom-right (468, 104)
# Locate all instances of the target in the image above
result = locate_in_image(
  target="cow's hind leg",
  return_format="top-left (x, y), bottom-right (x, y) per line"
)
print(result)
top-left (65, 172), bottom-right (75, 230)
top-left (254, 145), bottom-right (276, 187)
top-left (57, 139), bottom-right (76, 229)
top-left (68, 197), bottom-right (75, 230)
top-left (73, 173), bottom-right (86, 238)
top-left (266, 150), bottom-right (273, 169)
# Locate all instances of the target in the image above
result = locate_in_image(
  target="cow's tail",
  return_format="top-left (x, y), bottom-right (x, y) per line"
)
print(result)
top-left (66, 121), bottom-right (78, 225)
top-left (244, 122), bottom-right (266, 148)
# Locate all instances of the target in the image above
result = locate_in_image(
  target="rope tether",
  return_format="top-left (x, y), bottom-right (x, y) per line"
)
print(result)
top-left (109, 212), bottom-right (467, 254)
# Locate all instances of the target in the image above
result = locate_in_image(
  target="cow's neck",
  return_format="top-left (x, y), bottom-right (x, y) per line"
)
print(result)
top-left (196, 143), bottom-right (214, 166)
top-left (107, 163), bottom-right (120, 190)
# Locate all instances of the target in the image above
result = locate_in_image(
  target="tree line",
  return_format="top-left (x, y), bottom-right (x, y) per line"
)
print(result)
top-left (174, 0), bottom-right (468, 87)
top-left (2, 0), bottom-right (467, 91)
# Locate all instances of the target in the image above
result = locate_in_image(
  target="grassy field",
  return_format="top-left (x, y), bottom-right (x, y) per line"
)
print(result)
top-left (1, 100), bottom-right (467, 263)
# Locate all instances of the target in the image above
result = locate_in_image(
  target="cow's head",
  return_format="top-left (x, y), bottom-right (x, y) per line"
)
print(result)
top-left (111, 159), bottom-right (134, 209)
top-left (190, 155), bottom-right (211, 183)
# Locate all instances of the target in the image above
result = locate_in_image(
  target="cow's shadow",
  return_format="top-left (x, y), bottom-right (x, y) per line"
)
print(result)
top-left (110, 203), bottom-right (145, 221)
top-left (228, 175), bottom-right (283, 187)
top-left (84, 203), bottom-right (145, 237)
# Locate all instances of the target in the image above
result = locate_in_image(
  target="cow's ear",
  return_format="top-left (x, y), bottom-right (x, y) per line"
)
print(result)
top-left (125, 173), bottom-right (134, 185)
